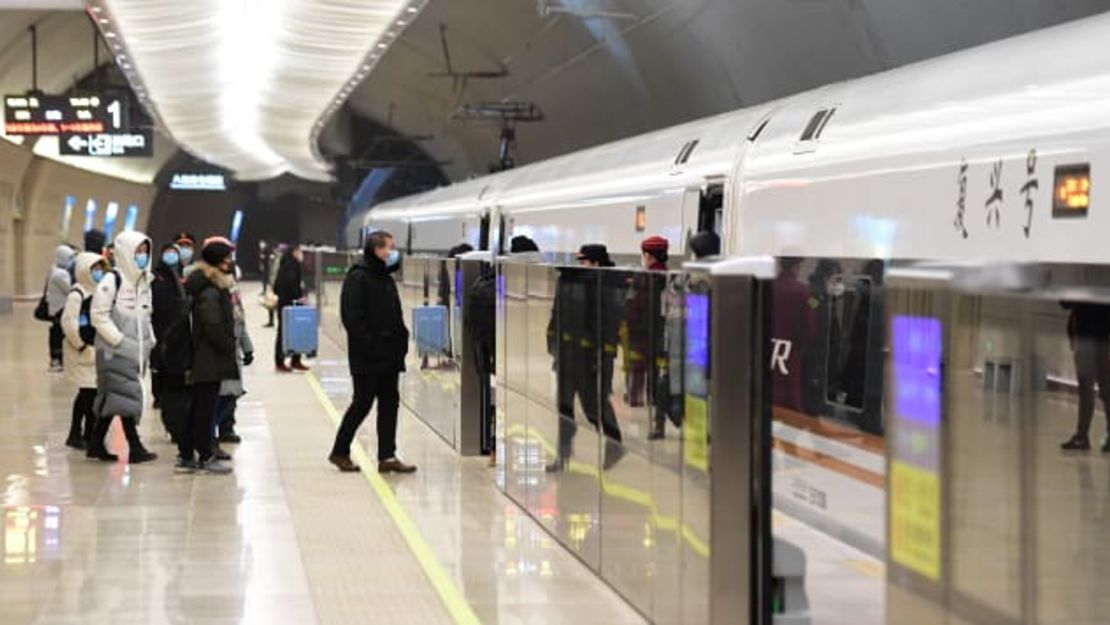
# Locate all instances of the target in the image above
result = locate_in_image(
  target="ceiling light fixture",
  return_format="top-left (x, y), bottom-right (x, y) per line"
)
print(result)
top-left (102, 0), bottom-right (424, 181)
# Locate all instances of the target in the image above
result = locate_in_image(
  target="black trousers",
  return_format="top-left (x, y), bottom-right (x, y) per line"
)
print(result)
top-left (160, 374), bottom-right (191, 441)
top-left (331, 371), bottom-right (400, 461)
top-left (1074, 337), bottom-right (1110, 438)
top-left (49, 315), bottom-right (63, 363)
top-left (71, 388), bottom-right (96, 440)
top-left (555, 353), bottom-right (621, 461)
top-left (180, 382), bottom-right (219, 462)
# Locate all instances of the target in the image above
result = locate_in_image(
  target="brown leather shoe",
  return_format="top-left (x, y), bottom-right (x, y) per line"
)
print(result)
top-left (291, 361), bottom-right (310, 372)
top-left (378, 458), bottom-right (417, 474)
top-left (328, 454), bottom-right (360, 472)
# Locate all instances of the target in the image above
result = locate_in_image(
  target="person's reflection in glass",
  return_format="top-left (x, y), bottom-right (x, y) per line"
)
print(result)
top-left (546, 244), bottom-right (626, 473)
top-left (841, 259), bottom-right (885, 434)
top-left (803, 260), bottom-right (843, 417)
top-left (771, 258), bottom-right (815, 413)
top-left (1060, 301), bottom-right (1110, 452)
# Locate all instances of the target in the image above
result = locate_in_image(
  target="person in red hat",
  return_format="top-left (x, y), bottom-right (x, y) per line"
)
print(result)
top-left (621, 236), bottom-right (670, 409)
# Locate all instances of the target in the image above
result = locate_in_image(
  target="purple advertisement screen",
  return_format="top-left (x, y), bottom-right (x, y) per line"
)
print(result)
top-left (892, 315), bottom-right (942, 428)
top-left (685, 292), bottom-right (710, 397)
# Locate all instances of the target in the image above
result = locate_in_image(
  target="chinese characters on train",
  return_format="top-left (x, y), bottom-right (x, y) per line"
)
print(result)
top-left (954, 149), bottom-right (1039, 239)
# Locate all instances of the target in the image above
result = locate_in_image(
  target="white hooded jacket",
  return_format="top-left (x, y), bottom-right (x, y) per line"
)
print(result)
top-left (91, 231), bottom-right (155, 365)
top-left (91, 231), bottom-right (155, 421)
top-left (61, 253), bottom-right (105, 388)
top-left (46, 245), bottom-right (75, 316)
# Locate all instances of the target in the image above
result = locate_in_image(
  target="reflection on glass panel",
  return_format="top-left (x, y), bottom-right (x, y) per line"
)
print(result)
top-left (103, 201), bottom-right (119, 238)
top-left (124, 203), bottom-right (139, 232)
top-left (770, 257), bottom-right (886, 625)
top-left (83, 199), bottom-right (97, 233)
top-left (60, 196), bottom-right (75, 238)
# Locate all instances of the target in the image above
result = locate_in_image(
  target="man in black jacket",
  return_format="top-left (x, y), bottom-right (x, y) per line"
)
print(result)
top-left (180, 238), bottom-right (239, 475)
top-left (329, 230), bottom-right (417, 474)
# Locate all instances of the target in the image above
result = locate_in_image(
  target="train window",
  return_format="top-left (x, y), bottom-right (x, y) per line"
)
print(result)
top-left (674, 140), bottom-right (700, 166)
top-left (747, 117), bottom-right (771, 142)
top-left (698, 184), bottom-right (724, 234)
top-left (815, 107), bottom-right (836, 139)
top-left (799, 110), bottom-right (830, 142)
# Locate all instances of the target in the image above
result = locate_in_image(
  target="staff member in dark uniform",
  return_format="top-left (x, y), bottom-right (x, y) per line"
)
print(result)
top-left (329, 230), bottom-right (416, 474)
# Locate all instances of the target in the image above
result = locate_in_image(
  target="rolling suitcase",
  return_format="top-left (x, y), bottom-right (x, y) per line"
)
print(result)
top-left (413, 305), bottom-right (449, 357)
top-left (282, 305), bottom-right (318, 358)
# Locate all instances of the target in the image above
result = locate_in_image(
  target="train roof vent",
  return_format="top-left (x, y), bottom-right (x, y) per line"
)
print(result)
top-left (674, 139), bottom-right (700, 166)
top-left (747, 116), bottom-right (771, 142)
top-left (799, 107), bottom-right (837, 142)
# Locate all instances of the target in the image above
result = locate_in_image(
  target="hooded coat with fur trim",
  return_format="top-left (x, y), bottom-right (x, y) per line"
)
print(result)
top-left (186, 261), bottom-right (240, 384)
top-left (91, 231), bottom-right (155, 420)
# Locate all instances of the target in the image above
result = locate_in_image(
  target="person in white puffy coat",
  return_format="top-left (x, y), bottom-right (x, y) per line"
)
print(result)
top-left (87, 230), bottom-right (158, 464)
top-left (61, 252), bottom-right (111, 449)
top-left (45, 244), bottom-right (76, 370)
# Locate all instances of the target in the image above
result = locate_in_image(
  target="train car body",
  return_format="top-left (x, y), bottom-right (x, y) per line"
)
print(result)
top-left (348, 12), bottom-right (1110, 559)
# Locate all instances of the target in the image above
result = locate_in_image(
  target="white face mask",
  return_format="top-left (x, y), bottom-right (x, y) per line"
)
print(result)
top-left (829, 282), bottom-right (846, 298)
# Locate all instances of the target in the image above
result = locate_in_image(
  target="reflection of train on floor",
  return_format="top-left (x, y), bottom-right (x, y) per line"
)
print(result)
top-left (348, 13), bottom-right (1110, 556)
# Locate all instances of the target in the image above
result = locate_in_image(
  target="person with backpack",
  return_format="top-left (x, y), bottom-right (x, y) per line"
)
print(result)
top-left (44, 245), bottom-right (76, 371)
top-left (87, 231), bottom-right (158, 464)
top-left (177, 238), bottom-right (239, 474)
top-left (151, 242), bottom-right (192, 443)
top-left (60, 252), bottom-right (110, 449)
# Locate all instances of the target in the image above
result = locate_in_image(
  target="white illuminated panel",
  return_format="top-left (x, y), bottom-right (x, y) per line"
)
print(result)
top-left (102, 0), bottom-right (428, 181)
top-left (170, 173), bottom-right (227, 191)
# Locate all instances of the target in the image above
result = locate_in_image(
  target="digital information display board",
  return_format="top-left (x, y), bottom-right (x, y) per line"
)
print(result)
top-left (4, 93), bottom-right (128, 136)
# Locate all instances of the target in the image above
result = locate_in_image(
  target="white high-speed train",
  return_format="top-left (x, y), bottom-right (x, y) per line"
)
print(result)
top-left (352, 13), bottom-right (1110, 558)
top-left (357, 12), bottom-right (1108, 264)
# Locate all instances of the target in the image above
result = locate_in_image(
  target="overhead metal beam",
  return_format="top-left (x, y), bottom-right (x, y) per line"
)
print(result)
top-left (0, 0), bottom-right (84, 8)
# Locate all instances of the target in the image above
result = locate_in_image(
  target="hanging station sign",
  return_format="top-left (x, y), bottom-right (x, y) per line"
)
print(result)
top-left (3, 93), bottom-right (128, 136)
top-left (59, 129), bottom-right (153, 157)
top-left (169, 173), bottom-right (227, 191)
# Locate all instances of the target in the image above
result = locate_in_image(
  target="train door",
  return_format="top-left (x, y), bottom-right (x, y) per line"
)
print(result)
top-left (684, 180), bottom-right (725, 254)
top-left (479, 211), bottom-right (491, 251)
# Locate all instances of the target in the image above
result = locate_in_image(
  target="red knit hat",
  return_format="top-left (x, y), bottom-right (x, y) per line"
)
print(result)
top-left (641, 235), bottom-right (669, 253)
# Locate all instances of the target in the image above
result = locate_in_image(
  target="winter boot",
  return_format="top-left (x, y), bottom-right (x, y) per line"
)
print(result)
top-left (85, 418), bottom-right (118, 462)
top-left (121, 418), bottom-right (158, 464)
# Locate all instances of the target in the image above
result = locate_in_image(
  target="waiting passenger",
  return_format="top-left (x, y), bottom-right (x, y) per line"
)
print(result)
top-left (151, 242), bottom-right (192, 443)
top-left (1061, 301), bottom-right (1110, 452)
top-left (179, 238), bottom-right (239, 475)
top-left (273, 244), bottom-right (309, 372)
top-left (88, 231), bottom-right (158, 464)
top-left (84, 229), bottom-right (107, 256)
top-left (174, 232), bottom-right (198, 277)
top-left (44, 244), bottom-right (76, 371)
top-left (329, 230), bottom-right (416, 474)
top-left (61, 252), bottom-right (110, 449)
top-left (546, 243), bottom-right (625, 473)
top-left (508, 235), bottom-right (541, 260)
top-left (688, 230), bottom-right (720, 259)
top-left (212, 262), bottom-right (253, 454)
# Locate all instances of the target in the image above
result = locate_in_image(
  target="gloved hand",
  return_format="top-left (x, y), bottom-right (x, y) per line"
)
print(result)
top-left (242, 351), bottom-right (254, 366)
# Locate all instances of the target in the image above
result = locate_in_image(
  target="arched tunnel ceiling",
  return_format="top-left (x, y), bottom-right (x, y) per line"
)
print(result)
top-left (343, 0), bottom-right (1110, 181)
top-left (0, 9), bottom-right (175, 183)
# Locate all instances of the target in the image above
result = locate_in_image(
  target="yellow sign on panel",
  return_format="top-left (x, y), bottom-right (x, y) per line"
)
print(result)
top-left (684, 395), bottom-right (709, 472)
top-left (890, 461), bottom-right (941, 581)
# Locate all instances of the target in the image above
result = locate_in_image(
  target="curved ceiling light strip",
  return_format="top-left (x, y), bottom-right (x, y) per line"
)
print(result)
top-left (94, 0), bottom-right (426, 182)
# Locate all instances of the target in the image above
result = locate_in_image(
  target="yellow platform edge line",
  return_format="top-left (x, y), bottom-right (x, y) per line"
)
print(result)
top-left (305, 372), bottom-right (483, 625)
